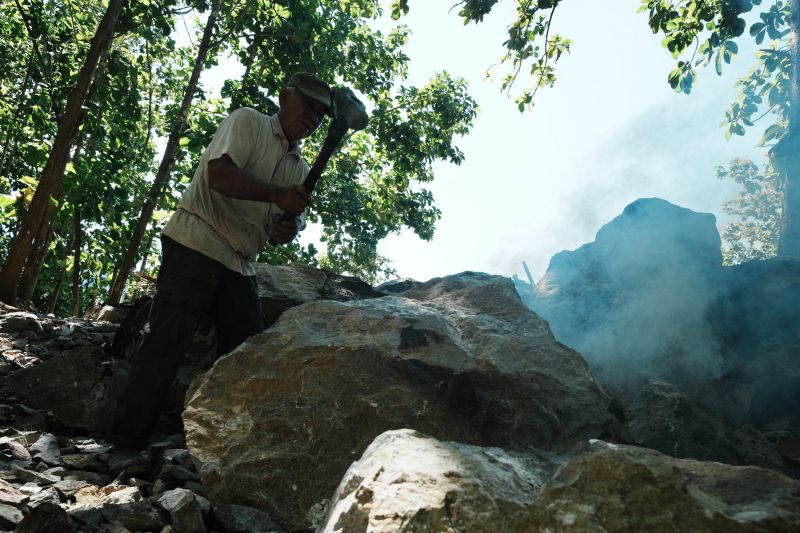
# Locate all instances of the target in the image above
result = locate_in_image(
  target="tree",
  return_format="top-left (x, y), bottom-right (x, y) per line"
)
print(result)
top-left (0, 0), bottom-right (127, 305)
top-left (717, 157), bottom-right (783, 263)
top-left (639, 0), bottom-right (799, 258)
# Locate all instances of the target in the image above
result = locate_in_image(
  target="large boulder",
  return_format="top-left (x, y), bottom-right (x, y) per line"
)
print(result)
top-left (319, 429), bottom-right (563, 532)
top-left (184, 272), bottom-right (617, 531)
top-left (531, 440), bottom-right (800, 531)
top-left (529, 198), bottom-right (724, 384)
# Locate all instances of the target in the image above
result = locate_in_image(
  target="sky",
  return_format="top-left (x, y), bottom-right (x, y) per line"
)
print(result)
top-left (203, 1), bottom-right (767, 284)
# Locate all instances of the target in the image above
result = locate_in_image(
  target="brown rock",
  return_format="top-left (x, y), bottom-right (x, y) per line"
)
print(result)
top-left (185, 272), bottom-right (615, 530)
top-left (531, 440), bottom-right (800, 531)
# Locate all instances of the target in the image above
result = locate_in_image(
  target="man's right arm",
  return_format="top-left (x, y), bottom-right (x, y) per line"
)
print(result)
top-left (207, 154), bottom-right (308, 215)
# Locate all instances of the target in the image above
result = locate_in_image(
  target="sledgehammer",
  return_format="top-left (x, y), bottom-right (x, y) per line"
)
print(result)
top-left (269, 87), bottom-right (369, 245)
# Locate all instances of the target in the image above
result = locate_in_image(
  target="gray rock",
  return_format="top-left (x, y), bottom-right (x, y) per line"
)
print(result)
top-left (213, 504), bottom-right (282, 533)
top-left (530, 440), bottom-right (800, 531)
top-left (10, 464), bottom-right (58, 485)
top-left (100, 501), bottom-right (167, 532)
top-left (2, 346), bottom-right (124, 432)
top-left (0, 437), bottom-right (31, 462)
top-left (53, 479), bottom-right (89, 499)
top-left (255, 262), bottom-right (383, 328)
top-left (0, 479), bottom-right (27, 507)
top-left (0, 502), bottom-right (24, 529)
top-left (375, 278), bottom-right (420, 294)
top-left (528, 198), bottom-right (724, 386)
top-left (27, 486), bottom-right (60, 507)
top-left (156, 488), bottom-right (207, 533)
top-left (185, 272), bottom-right (616, 530)
top-left (319, 429), bottom-right (562, 532)
top-left (29, 433), bottom-right (60, 466)
top-left (0, 312), bottom-right (44, 335)
top-left (61, 453), bottom-right (104, 472)
top-left (16, 502), bottom-right (77, 533)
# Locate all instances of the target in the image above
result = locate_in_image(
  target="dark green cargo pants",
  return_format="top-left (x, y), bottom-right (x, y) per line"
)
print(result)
top-left (107, 236), bottom-right (264, 450)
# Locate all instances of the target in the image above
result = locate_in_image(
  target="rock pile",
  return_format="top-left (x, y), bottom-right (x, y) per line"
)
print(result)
top-left (0, 247), bottom-right (798, 532)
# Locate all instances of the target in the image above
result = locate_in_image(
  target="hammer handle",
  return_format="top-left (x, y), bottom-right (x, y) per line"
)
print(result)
top-left (268, 119), bottom-right (349, 245)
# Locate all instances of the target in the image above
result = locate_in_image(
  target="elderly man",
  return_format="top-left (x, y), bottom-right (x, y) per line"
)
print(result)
top-left (107, 73), bottom-right (333, 468)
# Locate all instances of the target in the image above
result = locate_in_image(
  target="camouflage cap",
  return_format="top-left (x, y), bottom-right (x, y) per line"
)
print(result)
top-left (286, 72), bottom-right (334, 116)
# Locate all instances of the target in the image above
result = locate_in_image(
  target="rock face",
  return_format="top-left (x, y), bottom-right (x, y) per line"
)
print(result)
top-left (319, 429), bottom-right (562, 533)
top-left (184, 272), bottom-right (616, 531)
top-left (254, 262), bottom-right (383, 328)
top-left (532, 440), bottom-right (800, 531)
top-left (522, 197), bottom-right (800, 450)
top-left (528, 198), bottom-right (724, 382)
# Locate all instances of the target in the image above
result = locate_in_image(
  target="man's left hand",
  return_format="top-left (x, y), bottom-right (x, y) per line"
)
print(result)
top-left (270, 215), bottom-right (301, 244)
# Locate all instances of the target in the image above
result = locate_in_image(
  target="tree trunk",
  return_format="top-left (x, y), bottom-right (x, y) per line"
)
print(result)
top-left (777, 0), bottom-right (800, 257)
top-left (0, 0), bottom-right (126, 305)
top-left (71, 205), bottom-right (82, 317)
top-left (107, 0), bottom-right (222, 304)
top-left (17, 221), bottom-right (54, 305)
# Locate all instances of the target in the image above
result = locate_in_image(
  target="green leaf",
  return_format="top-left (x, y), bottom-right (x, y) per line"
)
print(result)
top-left (19, 176), bottom-right (38, 188)
top-left (757, 123), bottom-right (784, 146)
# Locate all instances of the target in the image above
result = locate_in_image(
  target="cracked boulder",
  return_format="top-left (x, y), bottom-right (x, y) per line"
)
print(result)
top-left (184, 272), bottom-right (616, 530)
top-left (319, 428), bottom-right (562, 532)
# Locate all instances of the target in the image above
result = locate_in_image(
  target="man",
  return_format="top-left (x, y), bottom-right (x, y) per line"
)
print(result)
top-left (107, 73), bottom-right (333, 468)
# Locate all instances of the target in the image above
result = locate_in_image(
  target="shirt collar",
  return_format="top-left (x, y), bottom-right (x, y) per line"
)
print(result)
top-left (269, 113), bottom-right (301, 156)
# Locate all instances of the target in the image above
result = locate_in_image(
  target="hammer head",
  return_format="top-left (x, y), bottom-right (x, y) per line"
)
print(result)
top-left (333, 87), bottom-right (369, 132)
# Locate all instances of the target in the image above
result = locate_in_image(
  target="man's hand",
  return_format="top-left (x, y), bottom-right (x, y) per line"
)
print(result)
top-left (270, 215), bottom-right (301, 244)
top-left (273, 185), bottom-right (308, 216)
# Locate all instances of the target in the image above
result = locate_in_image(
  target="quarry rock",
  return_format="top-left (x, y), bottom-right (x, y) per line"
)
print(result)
top-left (528, 198), bottom-right (724, 382)
top-left (624, 380), bottom-right (790, 475)
top-left (531, 440), bottom-right (800, 531)
top-left (184, 272), bottom-right (616, 530)
top-left (254, 262), bottom-right (383, 328)
top-left (2, 346), bottom-right (124, 432)
top-left (375, 277), bottom-right (421, 294)
top-left (319, 428), bottom-right (561, 533)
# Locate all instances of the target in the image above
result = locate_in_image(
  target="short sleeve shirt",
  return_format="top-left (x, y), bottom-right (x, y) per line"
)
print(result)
top-left (162, 108), bottom-right (308, 276)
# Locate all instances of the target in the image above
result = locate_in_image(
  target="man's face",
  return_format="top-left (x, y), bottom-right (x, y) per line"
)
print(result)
top-left (278, 88), bottom-right (329, 143)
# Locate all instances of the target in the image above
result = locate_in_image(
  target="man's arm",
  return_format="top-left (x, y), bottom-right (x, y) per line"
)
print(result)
top-left (207, 154), bottom-right (308, 215)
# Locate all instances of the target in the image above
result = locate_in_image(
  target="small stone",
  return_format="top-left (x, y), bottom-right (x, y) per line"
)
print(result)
top-left (101, 501), bottom-right (168, 532)
top-left (0, 502), bottom-right (24, 529)
top-left (63, 470), bottom-right (112, 486)
top-left (66, 504), bottom-right (104, 528)
top-left (11, 339), bottom-right (27, 349)
top-left (104, 519), bottom-right (133, 533)
top-left (16, 501), bottom-right (77, 532)
top-left (54, 479), bottom-right (89, 498)
top-left (0, 479), bottom-right (27, 507)
top-left (156, 463), bottom-right (199, 482)
top-left (10, 464), bottom-right (59, 485)
top-left (28, 433), bottom-right (60, 466)
top-left (61, 453), bottom-right (104, 472)
top-left (28, 486), bottom-right (60, 507)
top-left (213, 504), bottom-right (282, 533)
top-left (0, 438), bottom-right (32, 462)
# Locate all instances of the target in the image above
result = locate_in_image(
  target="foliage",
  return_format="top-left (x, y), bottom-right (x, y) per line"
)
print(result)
top-left (0, 0), bottom-right (478, 311)
top-left (717, 157), bottom-right (783, 264)
top-left (391, 0), bottom-right (571, 111)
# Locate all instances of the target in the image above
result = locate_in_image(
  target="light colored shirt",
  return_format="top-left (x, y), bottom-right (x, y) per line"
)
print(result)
top-left (163, 108), bottom-right (308, 276)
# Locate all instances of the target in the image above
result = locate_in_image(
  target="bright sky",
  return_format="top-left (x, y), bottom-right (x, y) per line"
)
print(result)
top-left (203, 1), bottom-right (765, 283)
